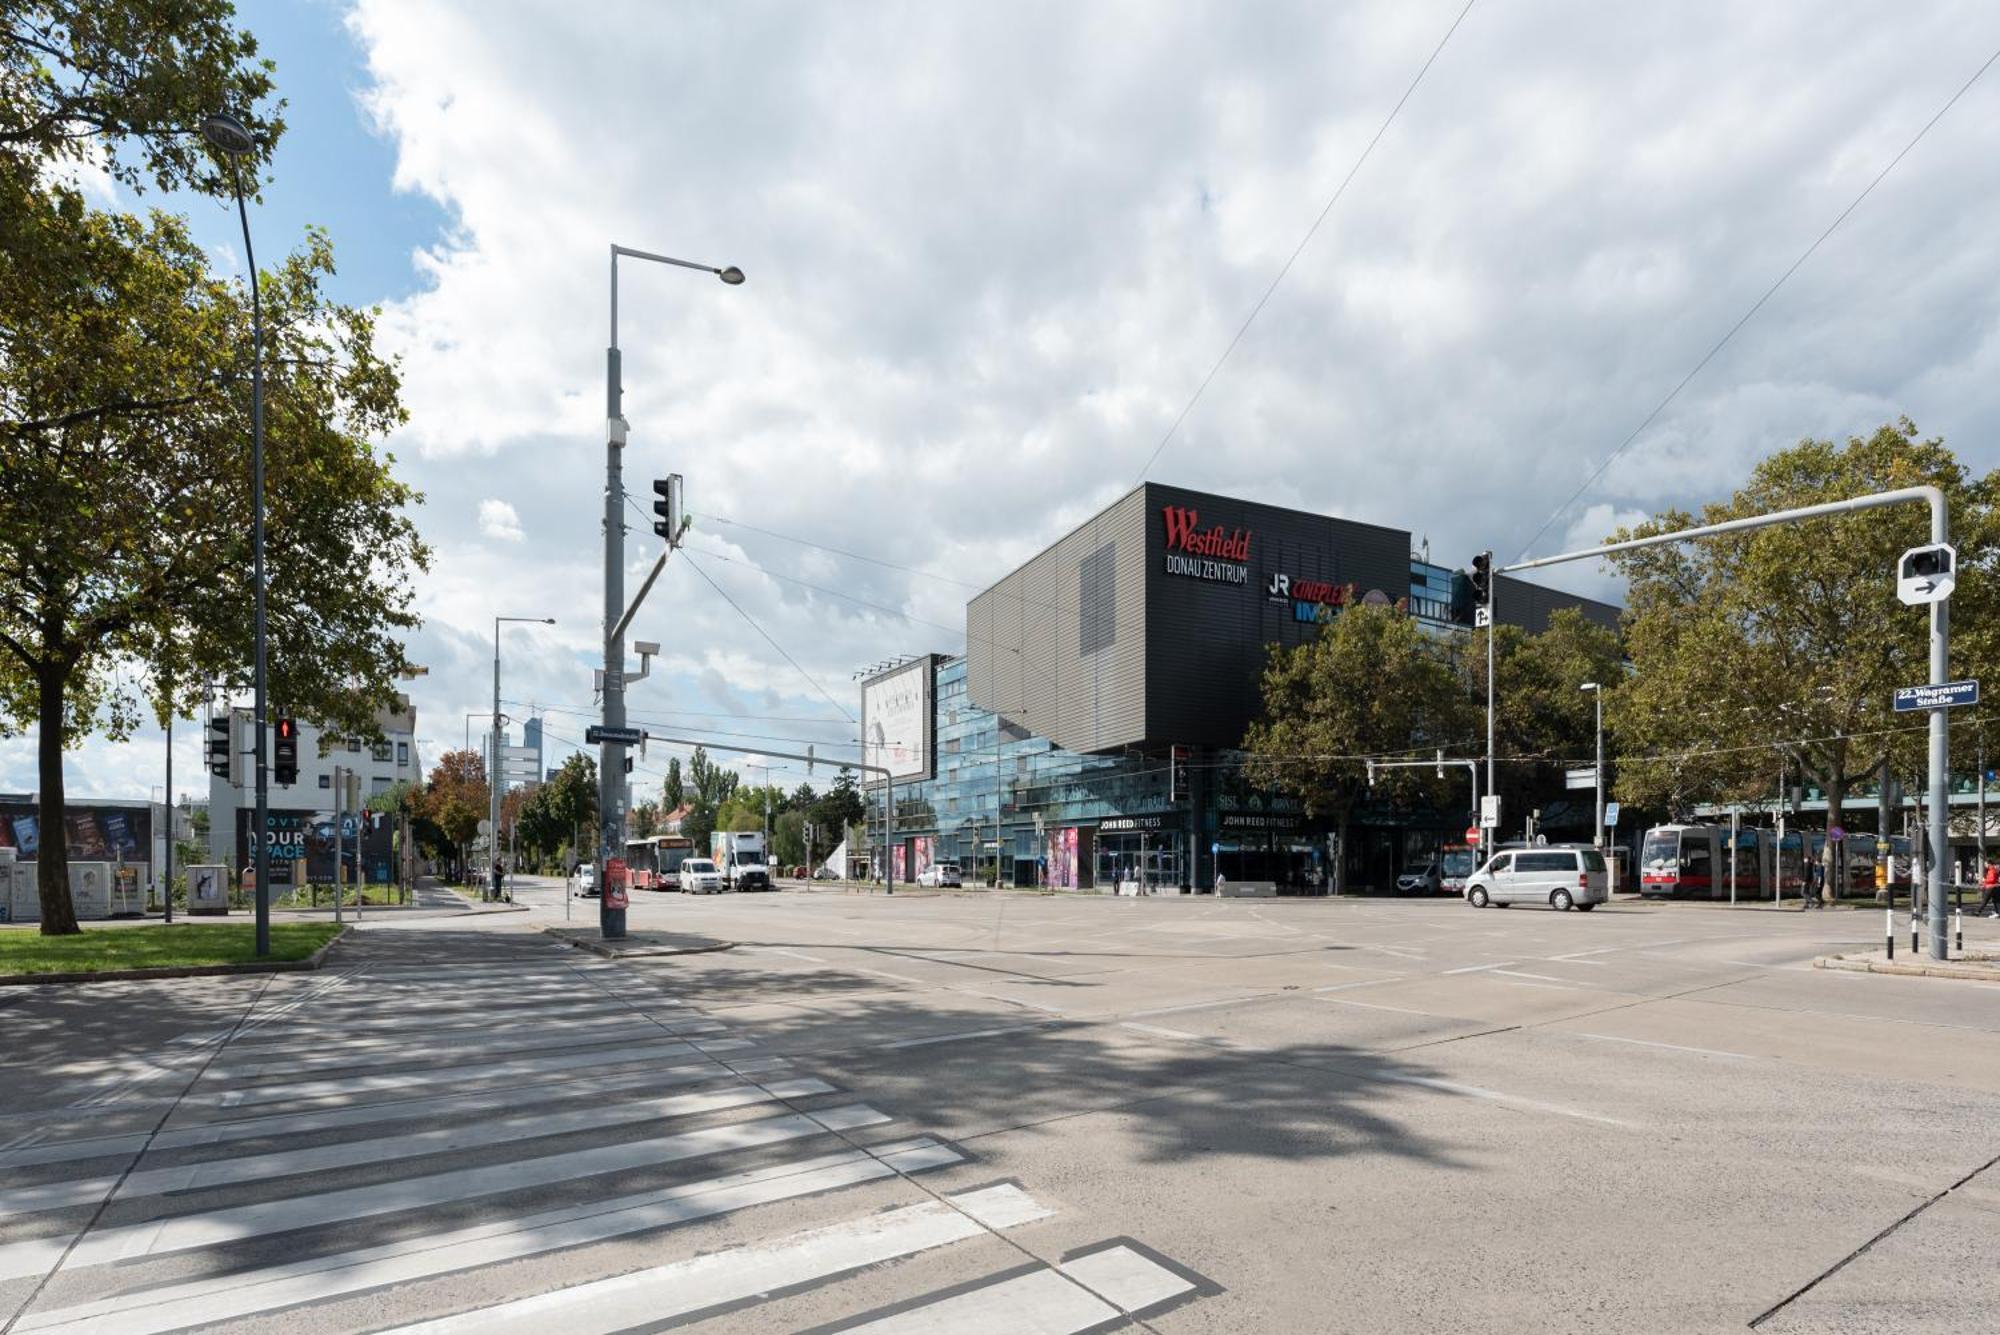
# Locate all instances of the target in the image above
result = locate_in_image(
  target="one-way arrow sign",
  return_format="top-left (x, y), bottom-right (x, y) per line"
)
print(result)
top-left (1892, 680), bottom-right (1978, 713)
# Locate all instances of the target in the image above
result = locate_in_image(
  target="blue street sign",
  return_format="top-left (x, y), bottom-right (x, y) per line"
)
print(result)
top-left (1892, 680), bottom-right (1979, 712)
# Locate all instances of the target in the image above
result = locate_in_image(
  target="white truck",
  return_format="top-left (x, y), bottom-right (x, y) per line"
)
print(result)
top-left (710, 831), bottom-right (772, 891)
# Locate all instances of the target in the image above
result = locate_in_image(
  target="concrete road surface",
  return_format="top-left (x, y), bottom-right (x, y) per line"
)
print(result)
top-left (0, 890), bottom-right (1994, 1332)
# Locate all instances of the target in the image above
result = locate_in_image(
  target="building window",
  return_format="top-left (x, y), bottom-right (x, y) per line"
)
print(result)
top-left (1079, 542), bottom-right (1116, 655)
top-left (397, 741), bottom-right (409, 767)
top-left (372, 777), bottom-right (392, 793)
top-left (346, 738), bottom-right (360, 753)
top-left (318, 774), bottom-right (331, 789)
top-left (372, 741), bottom-right (393, 763)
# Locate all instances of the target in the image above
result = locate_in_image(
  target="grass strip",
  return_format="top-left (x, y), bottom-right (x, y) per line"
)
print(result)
top-left (0, 923), bottom-right (343, 975)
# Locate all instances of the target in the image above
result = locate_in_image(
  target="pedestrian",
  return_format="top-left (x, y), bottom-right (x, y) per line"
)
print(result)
top-left (1804, 858), bottom-right (1825, 910)
top-left (1980, 862), bottom-right (1999, 918)
top-left (1214, 869), bottom-right (1227, 897)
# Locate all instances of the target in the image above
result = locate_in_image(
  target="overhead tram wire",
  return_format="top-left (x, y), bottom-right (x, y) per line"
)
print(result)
top-left (1132, 0), bottom-right (1481, 483)
top-left (1512, 41), bottom-right (2000, 564)
top-left (681, 551), bottom-right (857, 723)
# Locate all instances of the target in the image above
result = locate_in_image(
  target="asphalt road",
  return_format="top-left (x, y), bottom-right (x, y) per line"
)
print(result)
top-left (1, 887), bottom-right (1995, 1333)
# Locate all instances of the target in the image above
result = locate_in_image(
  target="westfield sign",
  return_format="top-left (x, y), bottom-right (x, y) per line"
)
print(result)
top-left (1161, 507), bottom-right (1251, 562)
top-left (1160, 506), bottom-right (1251, 585)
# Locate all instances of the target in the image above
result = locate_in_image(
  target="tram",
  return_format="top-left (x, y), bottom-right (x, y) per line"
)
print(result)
top-left (1640, 823), bottom-right (1777, 899)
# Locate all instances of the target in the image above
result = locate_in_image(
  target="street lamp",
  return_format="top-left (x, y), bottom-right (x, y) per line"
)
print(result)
top-left (1580, 682), bottom-right (1604, 851)
top-left (600, 244), bottom-right (742, 939)
top-left (201, 111), bottom-right (272, 957)
top-left (491, 615), bottom-right (555, 901)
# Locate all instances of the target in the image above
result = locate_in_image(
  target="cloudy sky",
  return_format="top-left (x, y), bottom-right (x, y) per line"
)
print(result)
top-left (12, 0), bottom-right (2000, 804)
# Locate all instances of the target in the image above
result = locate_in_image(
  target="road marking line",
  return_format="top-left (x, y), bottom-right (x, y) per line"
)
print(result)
top-left (1316, 997), bottom-right (1435, 1016)
top-left (1442, 961), bottom-right (1516, 974)
top-left (877, 1023), bottom-right (1056, 1050)
top-left (1373, 1072), bottom-right (1640, 1129)
top-left (0, 1104), bottom-right (891, 1282)
top-left (209, 1021), bottom-right (727, 1078)
top-left (845, 1245), bottom-right (1195, 1332)
top-left (373, 1186), bottom-right (1055, 1334)
top-left (13, 1142), bottom-right (966, 1335)
top-left (211, 1037), bottom-right (751, 1109)
top-left (1312, 977), bottom-right (1406, 992)
top-left (1570, 1032), bottom-right (1754, 1060)
top-left (1489, 970), bottom-right (1574, 984)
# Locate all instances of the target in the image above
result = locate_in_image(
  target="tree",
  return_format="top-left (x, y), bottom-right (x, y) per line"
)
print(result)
top-left (788, 781), bottom-right (817, 812)
top-left (773, 808), bottom-right (806, 867)
top-left (662, 757), bottom-right (684, 812)
top-left (3, 1), bottom-right (283, 197)
top-left (1605, 422), bottom-right (1999, 878)
top-left (1241, 605), bottom-right (1470, 893)
top-left (631, 801), bottom-right (659, 839)
top-left (1464, 611), bottom-right (1626, 838)
top-left (812, 767), bottom-right (865, 837)
top-left (680, 747), bottom-right (739, 850)
top-left (1, 7), bottom-right (422, 933)
top-left (716, 784), bottom-right (785, 835)
top-left (420, 750), bottom-right (486, 882)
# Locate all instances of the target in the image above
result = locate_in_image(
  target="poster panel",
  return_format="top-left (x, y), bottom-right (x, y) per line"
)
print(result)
top-left (861, 659), bottom-right (933, 781)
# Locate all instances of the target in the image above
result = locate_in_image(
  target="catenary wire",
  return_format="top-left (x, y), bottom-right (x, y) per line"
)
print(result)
top-left (1511, 41), bottom-right (2000, 563)
top-left (681, 550), bottom-right (857, 722)
top-left (1133, 0), bottom-right (1480, 482)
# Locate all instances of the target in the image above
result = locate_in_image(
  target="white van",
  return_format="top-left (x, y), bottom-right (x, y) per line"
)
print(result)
top-left (1463, 847), bottom-right (1609, 911)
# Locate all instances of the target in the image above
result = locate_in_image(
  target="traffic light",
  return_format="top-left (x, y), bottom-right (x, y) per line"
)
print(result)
top-left (273, 716), bottom-right (299, 786)
top-left (1170, 744), bottom-right (1191, 803)
top-left (651, 474), bottom-right (683, 544)
top-left (1469, 551), bottom-right (1492, 604)
top-left (207, 712), bottom-right (236, 784)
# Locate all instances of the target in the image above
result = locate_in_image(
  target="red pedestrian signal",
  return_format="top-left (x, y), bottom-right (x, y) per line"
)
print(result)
top-left (274, 716), bottom-right (299, 786)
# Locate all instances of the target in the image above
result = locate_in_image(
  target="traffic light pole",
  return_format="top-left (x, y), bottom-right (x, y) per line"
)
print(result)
top-left (1493, 484), bottom-right (1953, 959)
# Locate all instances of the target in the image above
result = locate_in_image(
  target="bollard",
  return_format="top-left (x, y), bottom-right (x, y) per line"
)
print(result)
top-left (1886, 907), bottom-right (1894, 960)
top-left (1954, 907), bottom-right (1962, 955)
top-left (1911, 910), bottom-right (1920, 955)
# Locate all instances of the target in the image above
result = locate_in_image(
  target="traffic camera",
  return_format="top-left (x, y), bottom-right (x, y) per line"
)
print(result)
top-left (1896, 543), bottom-right (1956, 606)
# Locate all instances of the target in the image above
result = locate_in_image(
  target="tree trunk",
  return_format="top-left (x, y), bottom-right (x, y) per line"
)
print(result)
top-left (36, 668), bottom-right (80, 935)
top-left (1822, 771), bottom-right (1847, 900)
top-left (1333, 810), bottom-right (1349, 896)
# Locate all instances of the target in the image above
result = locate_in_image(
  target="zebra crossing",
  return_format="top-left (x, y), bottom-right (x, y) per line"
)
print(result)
top-left (0, 942), bottom-right (1211, 1333)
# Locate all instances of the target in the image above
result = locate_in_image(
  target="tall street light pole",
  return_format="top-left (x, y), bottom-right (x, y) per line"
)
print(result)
top-left (491, 616), bottom-right (555, 901)
top-left (602, 245), bottom-right (742, 939)
top-left (201, 112), bottom-right (271, 957)
top-left (1581, 682), bottom-right (1604, 851)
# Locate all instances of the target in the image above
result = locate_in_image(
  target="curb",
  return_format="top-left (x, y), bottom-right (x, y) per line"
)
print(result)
top-left (1813, 951), bottom-right (2000, 983)
top-left (542, 927), bottom-right (735, 959)
top-left (0, 925), bottom-right (354, 987)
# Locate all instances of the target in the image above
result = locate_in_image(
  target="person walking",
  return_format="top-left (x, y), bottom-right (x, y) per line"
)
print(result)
top-left (1979, 862), bottom-right (1999, 917)
top-left (1802, 857), bottom-right (1825, 910)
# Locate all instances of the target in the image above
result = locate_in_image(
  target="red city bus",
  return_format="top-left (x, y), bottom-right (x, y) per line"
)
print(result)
top-left (626, 835), bottom-right (696, 891)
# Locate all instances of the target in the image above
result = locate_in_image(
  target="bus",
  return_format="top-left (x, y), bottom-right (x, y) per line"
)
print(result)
top-left (624, 835), bottom-right (696, 891)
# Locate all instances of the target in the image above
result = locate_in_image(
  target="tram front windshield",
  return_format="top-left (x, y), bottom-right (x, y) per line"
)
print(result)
top-left (1641, 830), bottom-right (1679, 872)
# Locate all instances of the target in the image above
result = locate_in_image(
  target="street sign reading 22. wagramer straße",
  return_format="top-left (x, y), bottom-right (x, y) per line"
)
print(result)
top-left (1892, 680), bottom-right (1979, 712)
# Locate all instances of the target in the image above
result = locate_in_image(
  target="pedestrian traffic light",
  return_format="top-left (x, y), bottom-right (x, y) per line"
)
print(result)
top-left (273, 716), bottom-right (299, 786)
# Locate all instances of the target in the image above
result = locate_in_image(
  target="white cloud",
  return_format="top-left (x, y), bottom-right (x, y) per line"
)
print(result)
top-left (19, 0), bottom-right (2000, 797)
top-left (477, 498), bottom-right (525, 542)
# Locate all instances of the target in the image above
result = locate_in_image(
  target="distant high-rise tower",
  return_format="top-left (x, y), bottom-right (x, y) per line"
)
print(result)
top-left (523, 716), bottom-right (544, 779)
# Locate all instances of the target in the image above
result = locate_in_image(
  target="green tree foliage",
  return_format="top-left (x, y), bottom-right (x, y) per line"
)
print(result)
top-left (1605, 423), bottom-right (1999, 855)
top-left (630, 801), bottom-right (659, 839)
top-left (811, 767), bottom-right (865, 837)
top-left (679, 747), bottom-right (738, 850)
top-left (3, 1), bottom-right (282, 196)
top-left (1464, 611), bottom-right (1626, 837)
top-left (661, 756), bottom-right (684, 812)
top-left (772, 808), bottom-right (806, 867)
top-left (419, 751), bottom-right (486, 881)
top-left (715, 784), bottom-right (786, 835)
top-left (1, 4), bottom-right (423, 933)
top-left (1241, 605), bottom-right (1470, 892)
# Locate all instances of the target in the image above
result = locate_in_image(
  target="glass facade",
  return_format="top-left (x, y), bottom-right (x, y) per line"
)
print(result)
top-left (878, 657), bottom-right (1457, 894)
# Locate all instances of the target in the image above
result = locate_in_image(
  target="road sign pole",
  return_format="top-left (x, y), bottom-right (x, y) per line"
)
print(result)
top-left (1929, 592), bottom-right (1950, 958)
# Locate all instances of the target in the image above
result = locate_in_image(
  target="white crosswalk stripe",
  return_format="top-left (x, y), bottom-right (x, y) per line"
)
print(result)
top-left (841, 1246), bottom-right (1197, 1333)
top-left (1, 946), bottom-right (1213, 1334)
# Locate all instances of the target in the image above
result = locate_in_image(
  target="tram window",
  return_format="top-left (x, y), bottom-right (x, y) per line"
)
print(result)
top-left (1642, 832), bottom-right (1677, 869)
top-left (1682, 842), bottom-right (1711, 881)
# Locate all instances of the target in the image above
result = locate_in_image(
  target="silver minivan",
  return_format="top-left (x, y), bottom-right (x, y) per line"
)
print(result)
top-left (1464, 847), bottom-right (1609, 911)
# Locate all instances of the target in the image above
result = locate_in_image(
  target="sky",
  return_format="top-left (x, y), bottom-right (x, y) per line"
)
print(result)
top-left (11, 0), bottom-right (2000, 806)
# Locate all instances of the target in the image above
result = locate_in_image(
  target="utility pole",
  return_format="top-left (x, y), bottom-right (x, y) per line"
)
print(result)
top-left (602, 245), bottom-right (742, 939)
top-left (162, 668), bottom-right (174, 924)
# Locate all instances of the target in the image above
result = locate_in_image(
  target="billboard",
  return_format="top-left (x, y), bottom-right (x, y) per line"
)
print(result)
top-left (862, 658), bottom-right (933, 782)
top-left (0, 803), bottom-right (151, 864)
top-left (236, 808), bottom-right (394, 885)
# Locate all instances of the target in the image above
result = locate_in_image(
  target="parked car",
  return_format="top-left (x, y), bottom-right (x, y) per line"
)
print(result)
top-left (574, 864), bottom-right (598, 898)
top-left (681, 858), bottom-right (725, 894)
top-left (812, 864), bottom-right (845, 880)
top-left (1394, 862), bottom-right (1442, 896)
top-left (917, 862), bottom-right (963, 888)
top-left (1463, 847), bottom-right (1609, 911)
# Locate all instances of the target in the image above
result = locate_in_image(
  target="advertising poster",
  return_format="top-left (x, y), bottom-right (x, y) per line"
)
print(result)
top-left (892, 845), bottom-right (906, 881)
top-left (0, 804), bottom-right (150, 864)
top-left (862, 659), bottom-right (933, 781)
top-left (1047, 828), bottom-right (1078, 890)
top-left (237, 809), bottom-right (393, 885)
top-left (911, 837), bottom-right (933, 881)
